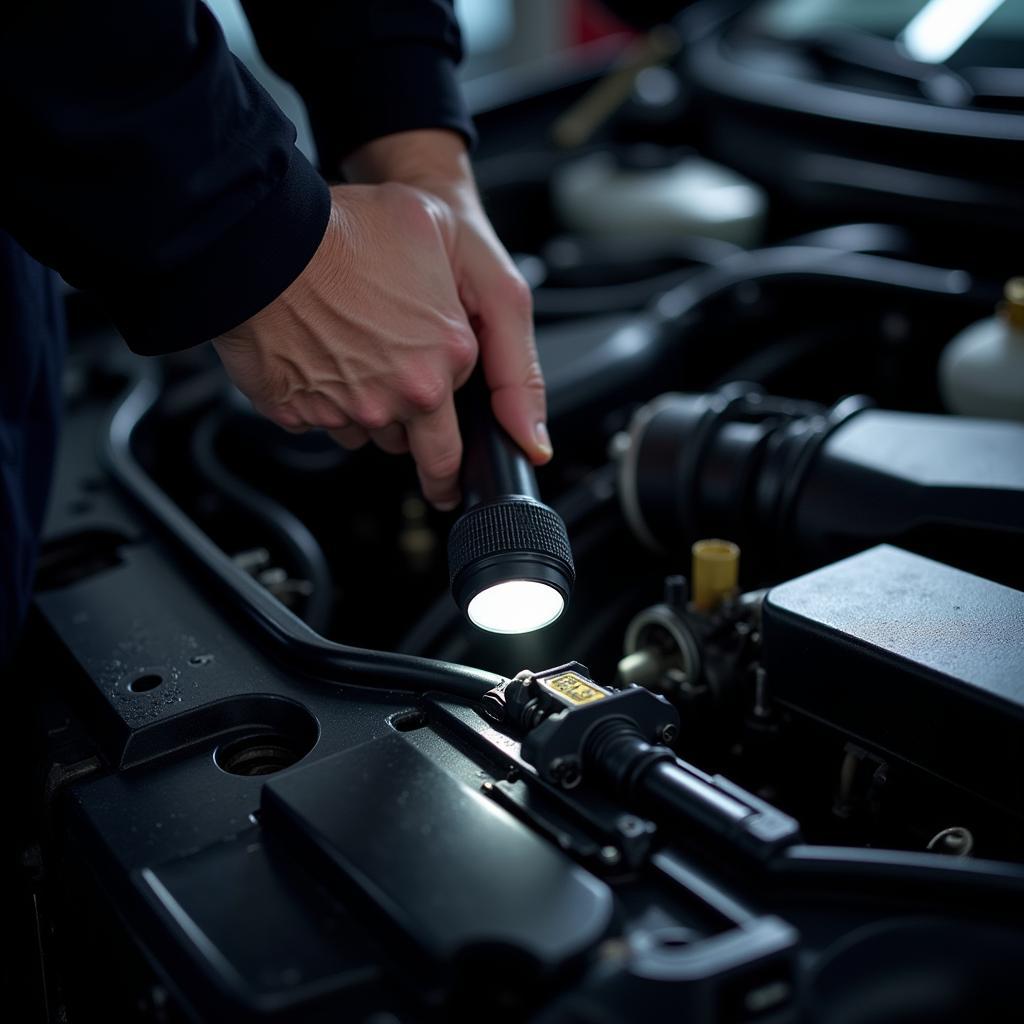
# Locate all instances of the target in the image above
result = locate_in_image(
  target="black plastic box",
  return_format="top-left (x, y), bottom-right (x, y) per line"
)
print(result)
top-left (763, 545), bottom-right (1024, 809)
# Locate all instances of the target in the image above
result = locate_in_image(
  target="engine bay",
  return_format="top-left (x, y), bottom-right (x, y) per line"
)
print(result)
top-left (9, 6), bottom-right (1024, 1022)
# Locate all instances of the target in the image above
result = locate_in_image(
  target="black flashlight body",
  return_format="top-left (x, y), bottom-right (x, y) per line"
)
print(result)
top-left (447, 371), bottom-right (575, 625)
top-left (457, 370), bottom-right (540, 506)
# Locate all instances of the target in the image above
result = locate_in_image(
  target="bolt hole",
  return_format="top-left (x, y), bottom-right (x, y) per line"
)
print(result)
top-left (215, 733), bottom-right (310, 777)
top-left (128, 673), bottom-right (163, 693)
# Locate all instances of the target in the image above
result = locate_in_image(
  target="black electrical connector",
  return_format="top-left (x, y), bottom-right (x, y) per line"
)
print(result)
top-left (487, 663), bottom-right (800, 858)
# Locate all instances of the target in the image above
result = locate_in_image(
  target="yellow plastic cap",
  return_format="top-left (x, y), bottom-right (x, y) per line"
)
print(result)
top-left (1000, 277), bottom-right (1024, 331)
top-left (691, 538), bottom-right (740, 612)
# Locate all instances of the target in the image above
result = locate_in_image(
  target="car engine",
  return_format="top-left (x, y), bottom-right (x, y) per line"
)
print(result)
top-left (9, 3), bottom-right (1024, 1022)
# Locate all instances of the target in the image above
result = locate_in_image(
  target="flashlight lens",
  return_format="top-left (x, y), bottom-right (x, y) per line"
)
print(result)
top-left (466, 579), bottom-right (565, 634)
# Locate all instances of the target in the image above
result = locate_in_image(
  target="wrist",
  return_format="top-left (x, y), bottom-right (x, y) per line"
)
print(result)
top-left (342, 129), bottom-right (477, 208)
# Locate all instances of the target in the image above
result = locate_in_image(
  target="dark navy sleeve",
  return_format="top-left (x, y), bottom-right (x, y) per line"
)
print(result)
top-left (241, 0), bottom-right (476, 175)
top-left (0, 233), bottom-right (65, 665)
top-left (0, 2), bottom-right (331, 356)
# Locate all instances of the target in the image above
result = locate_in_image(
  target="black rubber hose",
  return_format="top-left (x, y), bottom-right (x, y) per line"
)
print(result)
top-left (190, 410), bottom-right (335, 634)
top-left (650, 246), bottom-right (990, 333)
top-left (537, 246), bottom-right (992, 432)
top-left (104, 375), bottom-right (503, 700)
top-left (532, 267), bottom-right (699, 319)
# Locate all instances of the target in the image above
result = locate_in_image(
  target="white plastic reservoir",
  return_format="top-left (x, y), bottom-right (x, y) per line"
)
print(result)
top-left (939, 278), bottom-right (1024, 422)
top-left (552, 148), bottom-right (766, 248)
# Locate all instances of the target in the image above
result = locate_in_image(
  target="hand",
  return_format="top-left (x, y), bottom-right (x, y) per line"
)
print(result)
top-left (214, 181), bottom-right (479, 509)
top-left (215, 131), bottom-right (551, 510)
top-left (342, 130), bottom-right (552, 466)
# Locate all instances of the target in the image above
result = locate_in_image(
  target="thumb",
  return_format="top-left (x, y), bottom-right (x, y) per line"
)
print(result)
top-left (475, 274), bottom-right (552, 465)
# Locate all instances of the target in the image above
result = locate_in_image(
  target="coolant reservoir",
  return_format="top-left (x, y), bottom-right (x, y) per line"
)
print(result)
top-left (939, 278), bottom-right (1024, 421)
top-left (552, 146), bottom-right (765, 248)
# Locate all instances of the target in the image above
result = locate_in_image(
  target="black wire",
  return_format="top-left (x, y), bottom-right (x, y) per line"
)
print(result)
top-left (104, 376), bottom-right (503, 700)
top-left (190, 410), bottom-right (335, 635)
top-left (532, 267), bottom-right (699, 319)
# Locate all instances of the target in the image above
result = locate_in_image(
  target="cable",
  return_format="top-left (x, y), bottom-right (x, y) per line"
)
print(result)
top-left (104, 375), bottom-right (503, 700)
top-left (190, 410), bottom-right (335, 634)
top-left (532, 267), bottom-right (698, 319)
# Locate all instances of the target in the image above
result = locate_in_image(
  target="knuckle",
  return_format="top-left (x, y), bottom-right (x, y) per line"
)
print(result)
top-left (315, 409), bottom-right (348, 430)
top-left (423, 446), bottom-right (462, 482)
top-left (354, 402), bottom-right (391, 431)
top-left (525, 361), bottom-right (546, 393)
top-left (519, 342), bottom-right (546, 392)
top-left (267, 405), bottom-right (303, 429)
top-left (446, 328), bottom-right (477, 374)
top-left (404, 373), bottom-right (448, 414)
top-left (506, 272), bottom-right (533, 315)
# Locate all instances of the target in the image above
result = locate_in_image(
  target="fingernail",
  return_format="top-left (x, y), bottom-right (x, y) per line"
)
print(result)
top-left (534, 421), bottom-right (553, 459)
top-left (434, 496), bottom-right (460, 512)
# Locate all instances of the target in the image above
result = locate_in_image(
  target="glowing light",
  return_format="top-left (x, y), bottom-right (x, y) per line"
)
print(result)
top-left (899, 0), bottom-right (1005, 64)
top-left (466, 580), bottom-right (565, 634)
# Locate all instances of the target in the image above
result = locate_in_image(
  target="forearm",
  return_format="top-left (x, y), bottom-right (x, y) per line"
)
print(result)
top-left (0, 1), bottom-right (329, 354)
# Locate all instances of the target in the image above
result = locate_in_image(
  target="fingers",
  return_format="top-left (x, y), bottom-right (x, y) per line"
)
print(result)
top-left (369, 423), bottom-right (409, 454)
top-left (475, 273), bottom-right (552, 465)
top-left (405, 395), bottom-right (463, 511)
top-left (328, 424), bottom-right (370, 451)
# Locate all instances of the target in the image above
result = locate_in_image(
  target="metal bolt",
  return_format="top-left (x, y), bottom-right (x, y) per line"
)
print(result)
top-left (616, 815), bottom-right (646, 838)
top-left (549, 756), bottom-right (582, 789)
top-left (659, 723), bottom-right (678, 745)
top-left (599, 845), bottom-right (621, 866)
top-left (663, 574), bottom-right (689, 609)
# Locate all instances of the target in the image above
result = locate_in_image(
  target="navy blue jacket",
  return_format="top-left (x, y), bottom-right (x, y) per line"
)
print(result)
top-left (0, 0), bottom-right (472, 661)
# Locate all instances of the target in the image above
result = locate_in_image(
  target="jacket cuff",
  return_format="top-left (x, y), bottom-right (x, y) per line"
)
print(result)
top-left (109, 150), bottom-right (331, 355)
top-left (313, 44), bottom-right (477, 173)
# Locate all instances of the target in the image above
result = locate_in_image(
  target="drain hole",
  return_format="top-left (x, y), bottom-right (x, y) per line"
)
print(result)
top-left (216, 733), bottom-right (309, 776)
top-left (655, 927), bottom-right (697, 950)
top-left (391, 710), bottom-right (427, 732)
top-left (128, 673), bottom-right (163, 693)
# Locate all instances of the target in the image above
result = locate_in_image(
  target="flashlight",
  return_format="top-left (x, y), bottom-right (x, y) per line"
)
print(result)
top-left (448, 372), bottom-right (574, 634)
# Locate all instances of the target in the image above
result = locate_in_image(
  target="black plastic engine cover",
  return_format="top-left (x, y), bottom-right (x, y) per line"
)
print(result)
top-left (762, 545), bottom-right (1024, 809)
top-left (262, 732), bottom-right (613, 979)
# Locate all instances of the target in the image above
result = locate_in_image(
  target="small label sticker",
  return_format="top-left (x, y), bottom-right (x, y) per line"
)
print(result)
top-left (541, 672), bottom-right (607, 706)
